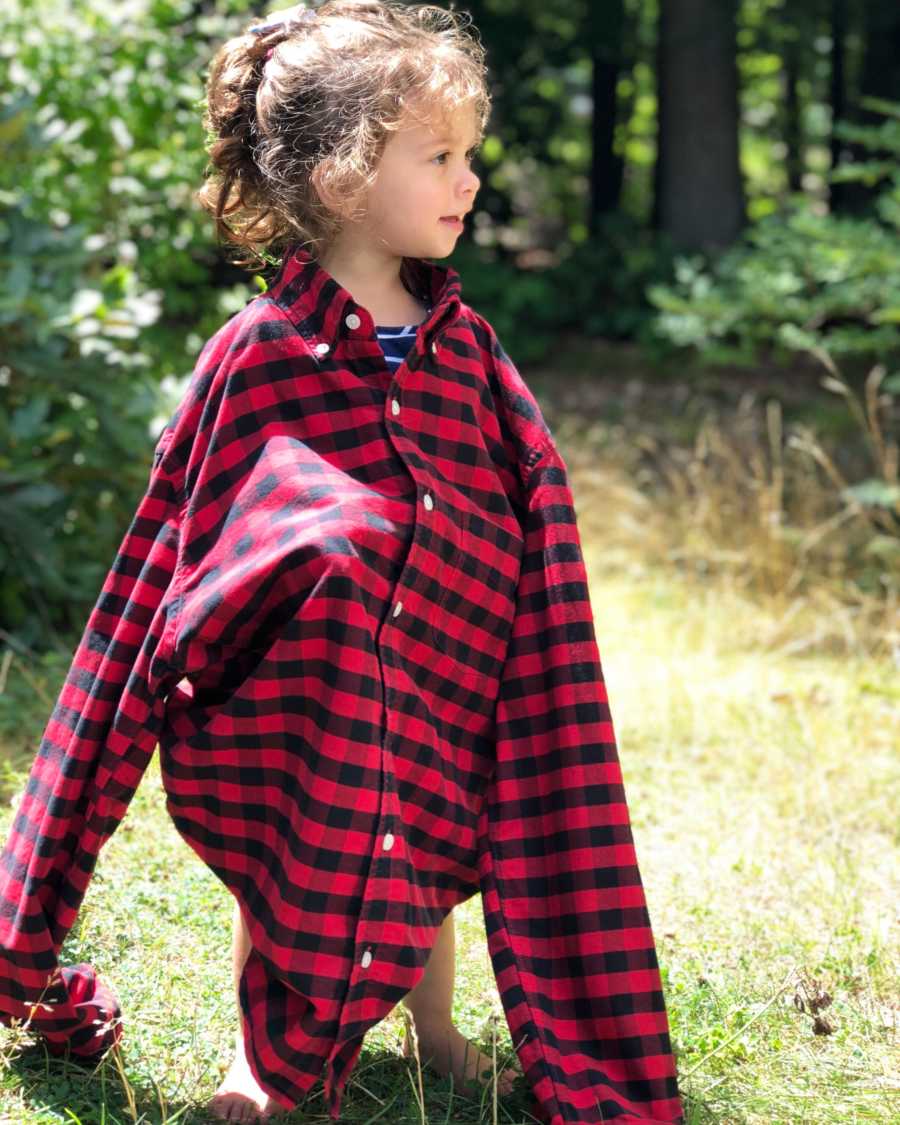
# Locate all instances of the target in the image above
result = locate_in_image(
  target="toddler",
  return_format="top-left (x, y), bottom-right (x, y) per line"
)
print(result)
top-left (0, 3), bottom-right (684, 1123)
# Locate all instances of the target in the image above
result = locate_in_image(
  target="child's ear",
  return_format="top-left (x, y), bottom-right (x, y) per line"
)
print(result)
top-left (311, 165), bottom-right (364, 222)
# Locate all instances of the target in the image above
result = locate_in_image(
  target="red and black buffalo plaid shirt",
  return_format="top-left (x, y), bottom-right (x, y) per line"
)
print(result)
top-left (0, 244), bottom-right (684, 1124)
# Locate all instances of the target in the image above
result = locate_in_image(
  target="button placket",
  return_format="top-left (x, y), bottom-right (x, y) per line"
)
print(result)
top-left (350, 849), bottom-right (388, 975)
top-left (339, 348), bottom-right (427, 988)
top-left (346, 814), bottom-right (396, 983)
top-left (344, 757), bottom-right (401, 985)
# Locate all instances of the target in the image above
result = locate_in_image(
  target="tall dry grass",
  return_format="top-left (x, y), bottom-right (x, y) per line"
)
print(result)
top-left (546, 347), bottom-right (900, 663)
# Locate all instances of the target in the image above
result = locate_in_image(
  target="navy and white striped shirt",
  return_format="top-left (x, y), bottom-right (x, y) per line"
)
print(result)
top-left (375, 312), bottom-right (431, 369)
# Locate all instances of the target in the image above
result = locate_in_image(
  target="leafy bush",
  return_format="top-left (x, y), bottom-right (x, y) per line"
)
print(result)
top-left (646, 99), bottom-right (900, 375)
top-left (549, 212), bottom-right (683, 353)
top-left (0, 157), bottom-right (165, 642)
top-left (451, 211), bottom-right (681, 364)
top-left (0, 1), bottom-right (268, 644)
top-left (645, 97), bottom-right (900, 580)
top-left (0, 0), bottom-right (262, 364)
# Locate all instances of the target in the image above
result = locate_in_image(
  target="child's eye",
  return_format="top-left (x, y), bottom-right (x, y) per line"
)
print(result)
top-left (433, 147), bottom-right (481, 166)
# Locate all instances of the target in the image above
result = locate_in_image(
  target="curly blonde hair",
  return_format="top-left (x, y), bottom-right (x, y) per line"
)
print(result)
top-left (194, 0), bottom-right (490, 270)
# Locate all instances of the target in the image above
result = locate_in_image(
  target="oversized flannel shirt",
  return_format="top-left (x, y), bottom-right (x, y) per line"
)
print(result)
top-left (0, 243), bottom-right (685, 1124)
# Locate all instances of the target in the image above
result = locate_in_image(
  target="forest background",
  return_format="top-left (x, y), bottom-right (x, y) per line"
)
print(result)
top-left (2, 0), bottom-right (899, 661)
top-left (0, 1), bottom-right (897, 1123)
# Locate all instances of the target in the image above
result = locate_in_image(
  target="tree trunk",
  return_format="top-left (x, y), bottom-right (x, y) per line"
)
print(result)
top-left (783, 28), bottom-right (804, 195)
top-left (656, 0), bottom-right (745, 252)
top-left (828, 0), bottom-right (851, 211)
top-left (588, 0), bottom-right (626, 233)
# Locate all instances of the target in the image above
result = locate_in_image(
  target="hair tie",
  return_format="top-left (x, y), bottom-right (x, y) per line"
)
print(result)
top-left (252, 6), bottom-right (317, 64)
top-left (250, 6), bottom-right (318, 37)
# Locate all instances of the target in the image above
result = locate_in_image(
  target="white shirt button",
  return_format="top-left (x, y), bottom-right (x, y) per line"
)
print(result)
top-left (431, 341), bottom-right (438, 355)
top-left (382, 833), bottom-right (395, 851)
top-left (423, 492), bottom-right (433, 510)
top-left (361, 949), bottom-right (373, 968)
top-left (392, 601), bottom-right (402, 617)
top-left (345, 312), bottom-right (361, 329)
top-left (315, 342), bottom-right (330, 356)
top-left (391, 398), bottom-right (400, 416)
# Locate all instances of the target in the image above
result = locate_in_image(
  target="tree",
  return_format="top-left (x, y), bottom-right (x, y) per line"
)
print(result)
top-left (655, 0), bottom-right (746, 251)
top-left (587, 0), bottom-right (626, 234)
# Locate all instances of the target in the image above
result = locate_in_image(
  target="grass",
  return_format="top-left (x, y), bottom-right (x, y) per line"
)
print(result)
top-left (0, 344), bottom-right (897, 1122)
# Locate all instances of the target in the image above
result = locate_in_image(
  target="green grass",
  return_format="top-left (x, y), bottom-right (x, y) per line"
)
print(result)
top-left (587, 560), bottom-right (898, 1123)
top-left (0, 354), bottom-right (897, 1122)
top-left (0, 552), bottom-right (895, 1122)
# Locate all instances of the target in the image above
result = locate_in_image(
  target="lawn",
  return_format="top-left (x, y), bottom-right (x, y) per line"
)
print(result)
top-left (0, 351), bottom-right (897, 1123)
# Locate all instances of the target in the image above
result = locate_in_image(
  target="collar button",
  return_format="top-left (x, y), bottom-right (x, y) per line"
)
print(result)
top-left (345, 313), bottom-right (361, 330)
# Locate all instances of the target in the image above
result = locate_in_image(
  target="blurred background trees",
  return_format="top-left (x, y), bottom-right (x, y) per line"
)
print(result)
top-left (1, 0), bottom-right (898, 660)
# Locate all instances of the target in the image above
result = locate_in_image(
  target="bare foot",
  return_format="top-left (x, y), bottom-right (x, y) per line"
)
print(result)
top-left (207, 1028), bottom-right (286, 1123)
top-left (402, 1021), bottom-right (522, 1098)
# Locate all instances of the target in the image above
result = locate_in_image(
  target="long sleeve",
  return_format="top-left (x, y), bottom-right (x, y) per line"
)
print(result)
top-left (0, 425), bottom-right (185, 1057)
top-left (476, 327), bottom-right (684, 1123)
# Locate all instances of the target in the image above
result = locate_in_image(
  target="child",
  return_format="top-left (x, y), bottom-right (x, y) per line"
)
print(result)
top-left (0, 2), bottom-right (685, 1123)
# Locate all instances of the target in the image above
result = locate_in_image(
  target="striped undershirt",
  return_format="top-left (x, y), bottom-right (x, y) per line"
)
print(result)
top-left (375, 307), bottom-right (432, 371)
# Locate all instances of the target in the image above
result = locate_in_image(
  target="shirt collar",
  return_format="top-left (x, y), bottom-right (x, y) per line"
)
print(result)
top-left (266, 242), bottom-right (463, 357)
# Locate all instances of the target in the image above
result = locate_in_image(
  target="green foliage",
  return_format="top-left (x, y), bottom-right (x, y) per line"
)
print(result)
top-left (449, 243), bottom-right (563, 363)
top-left (551, 213), bottom-right (683, 355)
top-left (0, 0), bottom-right (263, 361)
top-left (3, 1), bottom-right (227, 305)
top-left (646, 99), bottom-right (900, 558)
top-left (647, 99), bottom-right (900, 374)
top-left (647, 203), bottom-right (900, 370)
top-left (0, 1), bottom-right (264, 645)
top-left (451, 212), bottom-right (681, 364)
top-left (0, 152), bottom-right (166, 643)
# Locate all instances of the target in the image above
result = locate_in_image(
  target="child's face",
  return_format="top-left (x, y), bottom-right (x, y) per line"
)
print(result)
top-left (352, 102), bottom-right (482, 261)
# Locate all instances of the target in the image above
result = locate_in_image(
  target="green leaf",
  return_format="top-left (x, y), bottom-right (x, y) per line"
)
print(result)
top-left (842, 479), bottom-right (900, 509)
top-left (10, 397), bottom-right (51, 441)
top-left (869, 307), bottom-right (900, 325)
top-left (864, 534), bottom-right (900, 559)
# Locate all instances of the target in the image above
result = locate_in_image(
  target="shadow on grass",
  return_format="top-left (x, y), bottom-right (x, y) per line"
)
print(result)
top-left (1, 1034), bottom-right (543, 1124)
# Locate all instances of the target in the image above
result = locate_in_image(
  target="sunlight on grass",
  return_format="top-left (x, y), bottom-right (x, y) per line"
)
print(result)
top-left (0, 367), bottom-right (897, 1122)
top-left (577, 532), bottom-right (898, 1122)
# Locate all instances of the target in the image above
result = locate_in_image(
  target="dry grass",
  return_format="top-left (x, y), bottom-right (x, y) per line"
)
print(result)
top-left (540, 348), bottom-right (900, 1122)
top-left (535, 343), bottom-right (900, 662)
